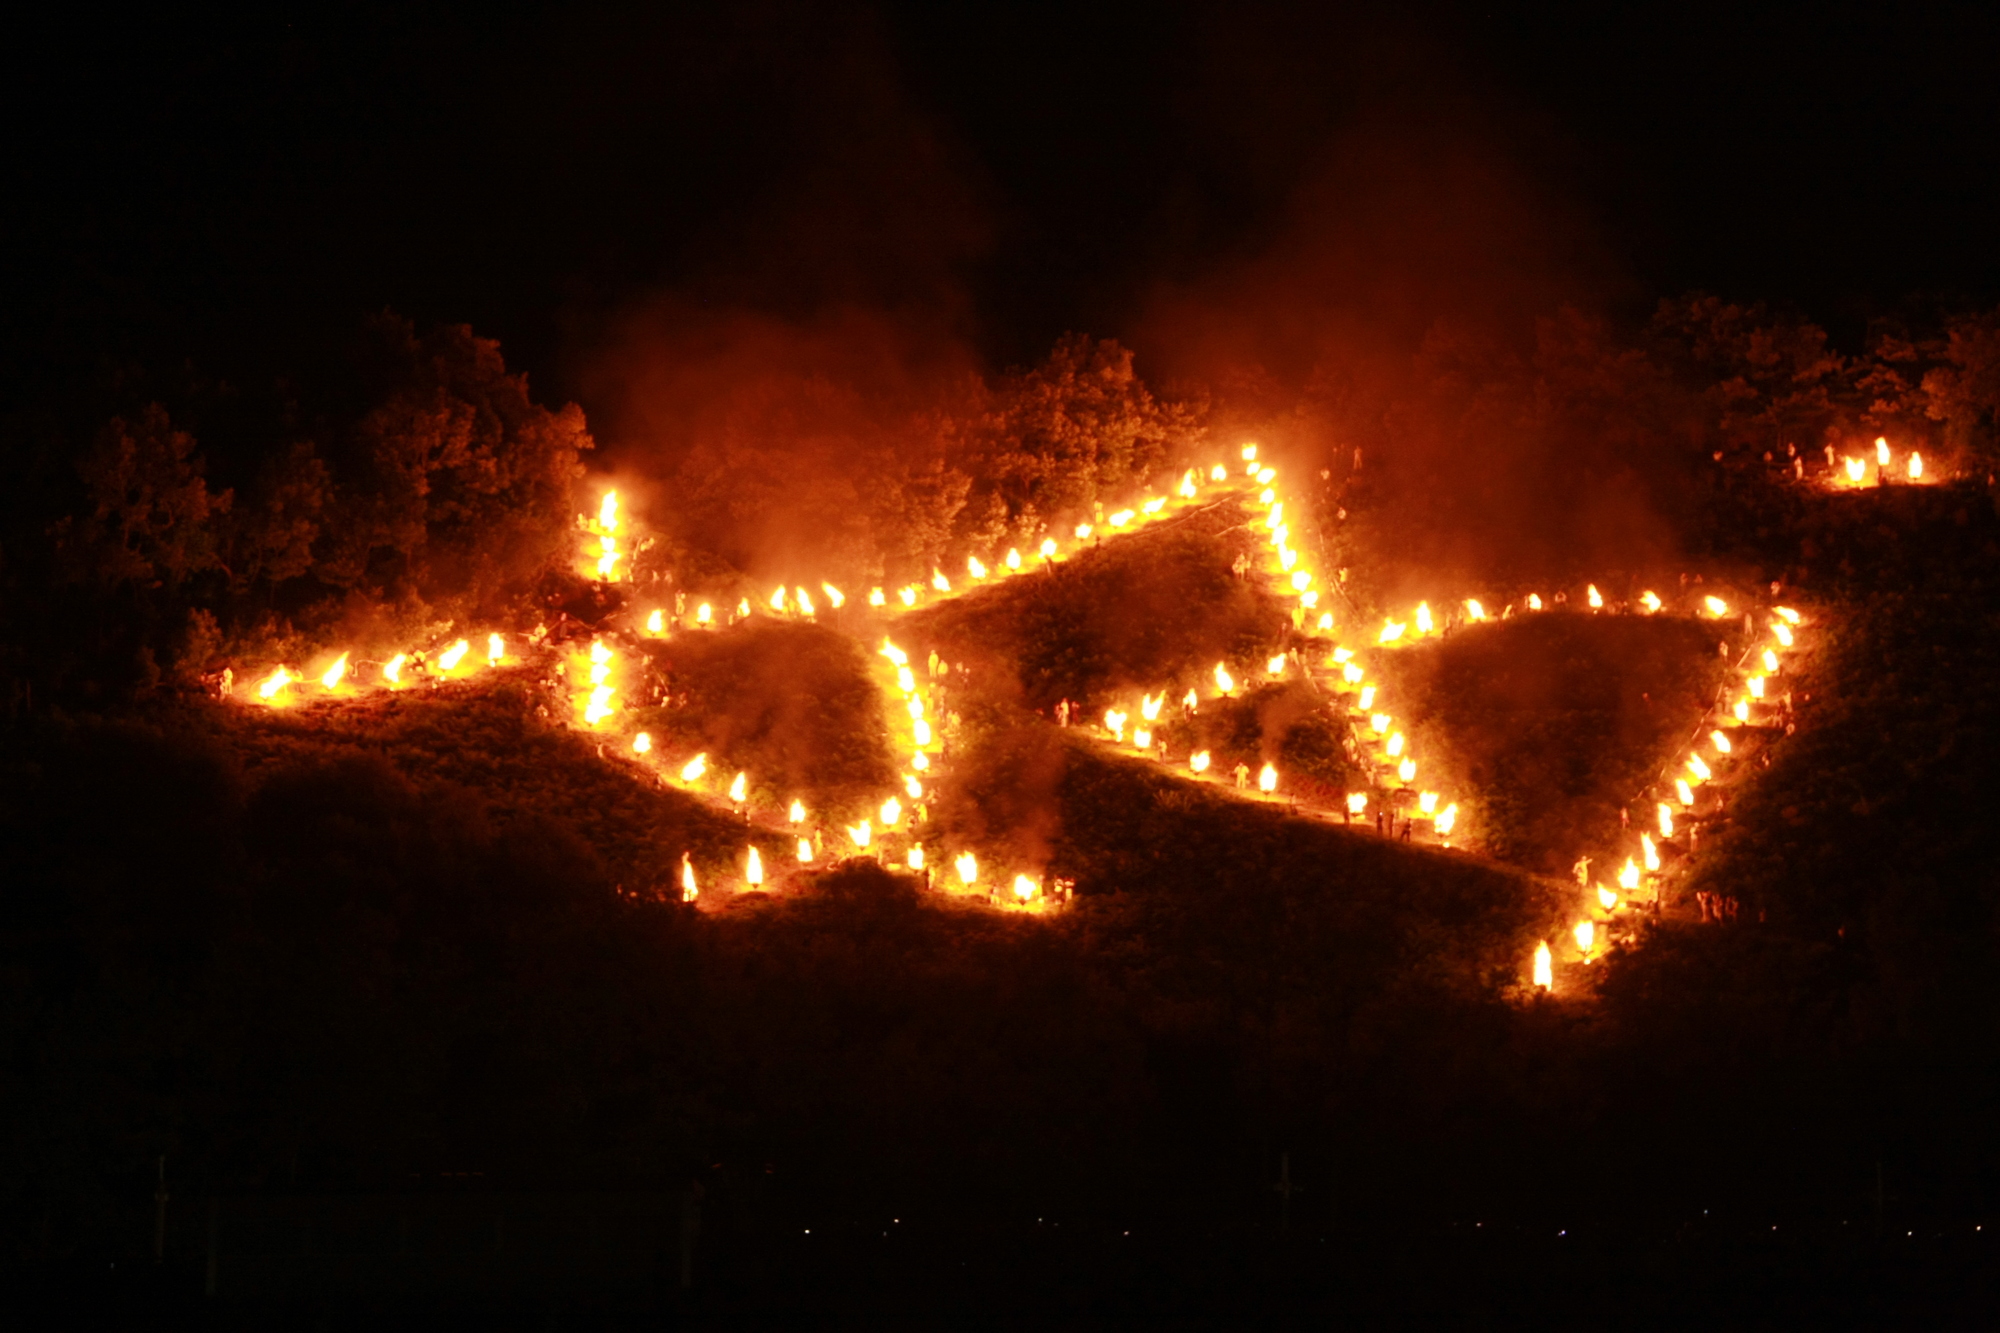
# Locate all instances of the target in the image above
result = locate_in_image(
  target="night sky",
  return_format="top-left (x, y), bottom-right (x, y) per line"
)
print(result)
top-left (7, 1), bottom-right (1999, 431)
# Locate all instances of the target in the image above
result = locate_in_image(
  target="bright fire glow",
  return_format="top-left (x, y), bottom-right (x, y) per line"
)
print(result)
top-left (258, 666), bottom-right (293, 700)
top-left (633, 732), bottom-right (652, 755)
top-left (1527, 594), bottom-right (1543, 611)
top-left (1436, 803), bottom-right (1457, 835)
top-left (1908, 452), bottom-right (1924, 480)
top-left (1658, 804), bottom-right (1675, 838)
top-left (881, 796), bottom-right (902, 826)
top-left (746, 846), bottom-right (763, 886)
top-left (1415, 603), bottom-right (1434, 634)
top-left (1845, 457), bottom-right (1866, 482)
top-left (1574, 920), bottom-right (1595, 957)
top-left (1397, 758), bottom-right (1417, 783)
top-left (1347, 793), bottom-right (1368, 815)
top-left (1641, 834), bottom-right (1660, 871)
top-left (729, 772), bottom-right (747, 803)
top-left (1214, 662), bottom-right (1235, 694)
top-left (823, 582), bottom-right (845, 608)
top-left (789, 799), bottom-right (806, 823)
top-left (1619, 859), bottom-right (1640, 890)
top-left (681, 754), bottom-right (707, 783)
top-left (1419, 792), bottom-right (1439, 815)
top-left (1357, 685), bottom-right (1377, 709)
top-left (1379, 621), bottom-right (1406, 644)
top-left (647, 609), bottom-right (665, 634)
top-left (849, 821), bottom-right (872, 849)
top-left (681, 855), bottom-right (698, 903)
top-left (798, 838), bottom-right (814, 863)
top-left (1876, 436), bottom-right (1891, 467)
top-left (1640, 591), bottom-right (1662, 613)
top-left (1675, 779), bottom-right (1696, 807)
top-left (955, 852), bottom-right (978, 885)
top-left (1711, 729), bottom-right (1733, 754)
top-left (383, 654), bottom-right (405, 684)
top-left (1267, 654), bottom-right (1287, 676)
top-left (1703, 596), bottom-right (1728, 617)
top-left (1190, 751), bottom-right (1211, 773)
top-left (1534, 941), bottom-right (1553, 990)
top-left (438, 639), bottom-right (470, 671)
top-left (1598, 886), bottom-right (1619, 911)
top-left (1258, 764), bottom-right (1277, 793)
top-left (1587, 585), bottom-right (1603, 609)
top-left (1012, 875), bottom-right (1038, 902)
top-left (321, 653), bottom-right (348, 690)
top-left (1465, 599), bottom-right (1486, 622)
top-left (487, 633), bottom-right (504, 665)
top-left (968, 556), bottom-right (987, 578)
top-left (908, 846), bottom-right (925, 871)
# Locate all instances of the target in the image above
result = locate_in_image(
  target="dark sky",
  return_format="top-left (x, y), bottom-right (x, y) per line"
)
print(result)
top-left (6, 1), bottom-right (1998, 435)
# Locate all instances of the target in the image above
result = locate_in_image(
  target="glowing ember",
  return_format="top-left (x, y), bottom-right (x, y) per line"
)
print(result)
top-left (438, 639), bottom-right (470, 671)
top-left (681, 754), bottom-right (707, 783)
top-left (320, 653), bottom-right (348, 690)
top-left (633, 732), bottom-right (652, 755)
top-left (729, 772), bottom-right (747, 804)
top-left (1190, 751), bottom-right (1211, 774)
top-left (1258, 764), bottom-right (1278, 793)
top-left (746, 846), bottom-right (764, 886)
top-left (257, 666), bottom-right (293, 700)
top-left (1533, 941), bottom-right (1553, 990)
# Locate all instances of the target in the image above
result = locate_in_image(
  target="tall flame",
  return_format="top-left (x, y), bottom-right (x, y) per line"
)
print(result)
top-left (1533, 941), bottom-right (1553, 990)
top-left (320, 653), bottom-right (348, 690)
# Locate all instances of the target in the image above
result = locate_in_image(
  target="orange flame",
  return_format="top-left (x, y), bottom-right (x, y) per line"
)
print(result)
top-left (1258, 764), bottom-right (1278, 793)
top-left (257, 666), bottom-right (293, 701)
top-left (955, 851), bottom-right (978, 885)
top-left (746, 846), bottom-right (764, 886)
top-left (1533, 941), bottom-right (1553, 990)
top-left (320, 653), bottom-right (348, 690)
top-left (438, 639), bottom-right (470, 671)
top-left (681, 854), bottom-right (698, 903)
top-left (1190, 751), bottom-right (1211, 774)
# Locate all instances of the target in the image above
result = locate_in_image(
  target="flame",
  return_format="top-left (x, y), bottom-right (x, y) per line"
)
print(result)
top-left (1619, 859), bottom-right (1640, 890)
top-left (633, 732), bottom-right (652, 755)
top-left (1256, 468), bottom-right (1275, 485)
top-left (1190, 750), bottom-right (1211, 773)
top-left (697, 603), bottom-right (713, 625)
top-left (1039, 538), bottom-right (1058, 559)
top-left (584, 686), bottom-right (613, 725)
top-left (1140, 692), bottom-right (1163, 721)
top-left (1419, 791), bottom-right (1439, 815)
top-left (1012, 874), bottom-right (1039, 902)
top-left (588, 640), bottom-right (612, 685)
top-left (596, 535), bottom-right (620, 579)
top-left (1710, 729), bottom-right (1733, 754)
top-left (598, 490), bottom-right (619, 532)
top-left (881, 796), bottom-right (902, 826)
top-left (1415, 602), bottom-right (1434, 634)
top-left (1908, 452), bottom-right (1924, 479)
top-left (796, 588), bottom-right (815, 617)
top-left (1587, 585), bottom-right (1604, 609)
top-left (1347, 792), bottom-right (1368, 815)
top-left (869, 587), bottom-right (886, 607)
top-left (681, 854), bottom-right (698, 903)
top-left (1657, 804), bottom-right (1675, 838)
top-left (1214, 662), bottom-right (1235, 694)
top-left (897, 667), bottom-right (917, 692)
top-left (1075, 524), bottom-right (1092, 539)
top-left (1640, 590), bottom-right (1662, 614)
top-left (1397, 758), bottom-right (1417, 783)
top-left (1759, 648), bottom-right (1778, 673)
top-left (1386, 732), bottom-right (1405, 757)
top-left (1876, 436), bottom-right (1891, 467)
top-left (955, 851), bottom-right (978, 885)
top-left (1182, 688), bottom-right (1198, 713)
top-left (1703, 596), bottom-right (1728, 618)
top-left (1772, 621), bottom-right (1794, 647)
top-left (1290, 571), bottom-right (1312, 592)
top-left (823, 582), bottom-right (845, 608)
top-left (1103, 709), bottom-right (1126, 740)
top-left (1267, 654), bottom-right (1287, 676)
top-left (646, 609), bottom-right (665, 635)
top-left (899, 586), bottom-right (918, 607)
top-left (1133, 727), bottom-right (1152, 749)
top-left (746, 846), bottom-right (764, 886)
top-left (913, 719), bottom-right (933, 746)
top-left (1357, 684), bottom-right (1376, 708)
top-left (1004, 549), bottom-right (1021, 571)
top-left (1180, 469), bottom-right (1198, 498)
top-left (968, 556), bottom-right (988, 579)
top-left (1641, 833), bottom-right (1660, 871)
top-left (788, 799), bottom-right (806, 823)
top-left (1436, 803), bottom-right (1457, 835)
top-left (1465, 599), bottom-right (1486, 622)
top-left (1533, 941), bottom-right (1553, 989)
top-left (321, 653), bottom-right (348, 690)
top-left (1379, 621), bottom-right (1406, 644)
top-left (383, 653), bottom-right (406, 684)
top-left (848, 821), bottom-right (872, 849)
top-left (681, 754), bottom-right (707, 783)
top-left (1775, 606), bottom-right (1801, 624)
top-left (905, 776), bottom-right (923, 799)
top-left (907, 697), bottom-right (925, 721)
top-left (1749, 676), bottom-right (1766, 699)
top-left (1597, 885), bottom-right (1619, 911)
top-left (1370, 714), bottom-right (1391, 735)
top-left (880, 640), bottom-right (908, 666)
top-left (1527, 594), bottom-right (1543, 611)
top-left (1734, 698), bottom-right (1751, 722)
top-left (1344, 665), bottom-right (1367, 686)
top-left (729, 772), bottom-right (748, 803)
top-left (912, 752), bottom-right (930, 771)
top-left (1675, 779), bottom-right (1695, 807)
top-left (1574, 920), bottom-right (1595, 957)
top-left (1317, 613), bottom-right (1335, 631)
top-left (1210, 464), bottom-right (1228, 481)
top-left (908, 846), bottom-right (925, 871)
top-left (1845, 456), bottom-right (1865, 482)
top-left (438, 639), bottom-right (470, 671)
top-left (770, 586), bottom-right (787, 612)
top-left (1109, 509), bottom-right (1134, 527)
top-left (1242, 443), bottom-right (1258, 461)
top-left (1258, 764), bottom-right (1278, 793)
top-left (798, 838), bottom-right (814, 863)
top-left (257, 666), bottom-right (293, 700)
top-left (487, 633), bottom-right (505, 666)
top-left (1686, 754), bottom-right (1711, 782)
